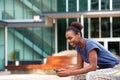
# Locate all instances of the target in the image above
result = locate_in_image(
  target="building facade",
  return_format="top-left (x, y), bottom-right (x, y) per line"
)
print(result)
top-left (0, 0), bottom-right (120, 70)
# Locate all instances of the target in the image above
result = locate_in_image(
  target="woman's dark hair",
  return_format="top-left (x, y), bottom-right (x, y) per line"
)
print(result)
top-left (66, 22), bottom-right (83, 36)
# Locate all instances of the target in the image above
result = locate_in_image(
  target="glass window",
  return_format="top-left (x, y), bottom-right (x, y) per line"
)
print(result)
top-left (0, 28), bottom-right (4, 70)
top-left (29, 0), bottom-right (57, 12)
top-left (68, 18), bottom-right (77, 26)
top-left (99, 41), bottom-right (104, 46)
top-left (42, 0), bottom-right (51, 12)
top-left (84, 18), bottom-right (88, 38)
top-left (113, 17), bottom-right (120, 37)
top-left (58, 19), bottom-right (66, 52)
top-left (113, 0), bottom-right (120, 10)
top-left (91, 0), bottom-right (98, 10)
top-left (1, 0), bottom-right (57, 19)
top-left (101, 0), bottom-right (109, 10)
top-left (14, 0), bottom-right (24, 19)
top-left (42, 27), bottom-right (55, 55)
top-left (51, 0), bottom-right (57, 12)
top-left (0, 0), bottom-right (4, 11)
top-left (101, 18), bottom-right (110, 37)
top-left (108, 42), bottom-right (120, 55)
top-left (57, 0), bottom-right (66, 12)
top-left (68, 0), bottom-right (76, 12)
top-left (91, 18), bottom-right (99, 38)
top-left (8, 27), bottom-right (55, 61)
top-left (0, 0), bottom-right (4, 19)
top-left (2, 0), bottom-right (14, 19)
top-left (79, 0), bottom-right (88, 11)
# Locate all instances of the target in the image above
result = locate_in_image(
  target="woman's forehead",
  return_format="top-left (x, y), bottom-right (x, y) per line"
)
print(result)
top-left (66, 30), bottom-right (75, 36)
top-left (66, 30), bottom-right (75, 34)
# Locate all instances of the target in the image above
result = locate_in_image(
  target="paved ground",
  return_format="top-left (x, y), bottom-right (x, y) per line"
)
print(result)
top-left (0, 74), bottom-right (71, 80)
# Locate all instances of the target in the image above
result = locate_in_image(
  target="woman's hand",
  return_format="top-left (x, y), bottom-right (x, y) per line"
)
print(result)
top-left (56, 68), bottom-right (72, 77)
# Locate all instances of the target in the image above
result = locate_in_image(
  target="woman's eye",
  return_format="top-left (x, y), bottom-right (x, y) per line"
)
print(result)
top-left (68, 37), bottom-right (72, 40)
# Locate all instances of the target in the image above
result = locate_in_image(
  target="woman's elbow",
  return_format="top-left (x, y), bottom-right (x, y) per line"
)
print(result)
top-left (91, 65), bottom-right (97, 71)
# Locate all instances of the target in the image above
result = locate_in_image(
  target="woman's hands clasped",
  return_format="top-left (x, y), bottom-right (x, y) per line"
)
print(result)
top-left (55, 68), bottom-right (72, 77)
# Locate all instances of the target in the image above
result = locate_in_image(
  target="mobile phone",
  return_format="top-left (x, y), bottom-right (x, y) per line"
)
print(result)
top-left (54, 69), bottom-right (59, 72)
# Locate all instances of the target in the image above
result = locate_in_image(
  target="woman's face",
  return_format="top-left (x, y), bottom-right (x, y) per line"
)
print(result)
top-left (65, 30), bottom-right (81, 47)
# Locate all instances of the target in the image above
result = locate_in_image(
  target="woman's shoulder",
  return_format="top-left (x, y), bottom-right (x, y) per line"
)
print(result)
top-left (86, 38), bottom-right (98, 44)
top-left (85, 39), bottom-right (101, 49)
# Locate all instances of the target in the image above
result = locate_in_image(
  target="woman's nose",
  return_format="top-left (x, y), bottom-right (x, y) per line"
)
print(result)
top-left (68, 39), bottom-right (73, 43)
top-left (67, 40), bottom-right (70, 43)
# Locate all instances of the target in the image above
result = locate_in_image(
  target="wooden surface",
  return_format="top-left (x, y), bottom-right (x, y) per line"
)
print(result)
top-left (6, 56), bottom-right (76, 70)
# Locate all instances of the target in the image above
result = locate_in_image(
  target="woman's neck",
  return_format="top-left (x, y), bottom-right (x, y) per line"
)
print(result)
top-left (78, 38), bottom-right (86, 48)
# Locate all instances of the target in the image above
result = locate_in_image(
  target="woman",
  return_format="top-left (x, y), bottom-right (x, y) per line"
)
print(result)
top-left (56, 22), bottom-right (120, 80)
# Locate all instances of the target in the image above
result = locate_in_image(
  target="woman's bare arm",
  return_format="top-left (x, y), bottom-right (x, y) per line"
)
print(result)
top-left (56, 49), bottom-right (98, 77)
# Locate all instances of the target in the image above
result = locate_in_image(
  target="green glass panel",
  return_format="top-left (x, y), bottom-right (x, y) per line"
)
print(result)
top-left (68, 18), bottom-right (77, 26)
top-left (113, 0), bottom-right (120, 10)
top-left (58, 19), bottom-right (66, 52)
top-left (1, 0), bottom-right (14, 19)
top-left (1, 0), bottom-right (57, 19)
top-left (108, 42), bottom-right (120, 55)
top-left (57, 0), bottom-right (66, 12)
top-left (8, 27), bottom-right (55, 61)
top-left (113, 17), bottom-right (120, 37)
top-left (91, 0), bottom-right (98, 10)
top-left (101, 0), bottom-right (109, 10)
top-left (79, 0), bottom-right (88, 11)
top-left (68, 0), bottom-right (76, 12)
top-left (84, 18), bottom-right (88, 38)
top-left (91, 18), bottom-right (99, 38)
top-left (99, 42), bottom-right (104, 46)
top-left (101, 18), bottom-right (110, 37)
top-left (0, 28), bottom-right (5, 70)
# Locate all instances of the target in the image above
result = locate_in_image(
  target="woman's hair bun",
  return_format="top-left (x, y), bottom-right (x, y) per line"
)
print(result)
top-left (71, 22), bottom-right (83, 31)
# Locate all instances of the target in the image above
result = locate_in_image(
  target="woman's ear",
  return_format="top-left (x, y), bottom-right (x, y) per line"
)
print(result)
top-left (77, 32), bottom-right (81, 37)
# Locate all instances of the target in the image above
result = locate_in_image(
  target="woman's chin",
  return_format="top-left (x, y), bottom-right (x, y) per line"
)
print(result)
top-left (71, 45), bottom-right (76, 47)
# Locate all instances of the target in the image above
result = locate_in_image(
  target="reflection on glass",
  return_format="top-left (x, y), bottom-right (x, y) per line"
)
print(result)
top-left (69, 0), bottom-right (76, 12)
top-left (101, 0), bottom-right (109, 10)
top-left (99, 42), bottom-right (104, 46)
top-left (8, 27), bottom-right (55, 61)
top-left (0, 0), bottom-right (57, 19)
top-left (113, 17), bottom-right (120, 37)
top-left (0, 28), bottom-right (4, 59)
top-left (68, 18), bottom-right (77, 26)
top-left (91, 18), bottom-right (99, 38)
top-left (108, 42), bottom-right (119, 55)
top-left (79, 0), bottom-right (88, 11)
top-left (101, 18), bottom-right (110, 37)
top-left (58, 19), bottom-right (66, 52)
top-left (0, 28), bottom-right (4, 69)
top-left (57, 0), bottom-right (66, 12)
top-left (91, 0), bottom-right (98, 10)
top-left (113, 0), bottom-right (120, 10)
top-left (84, 18), bottom-right (88, 38)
